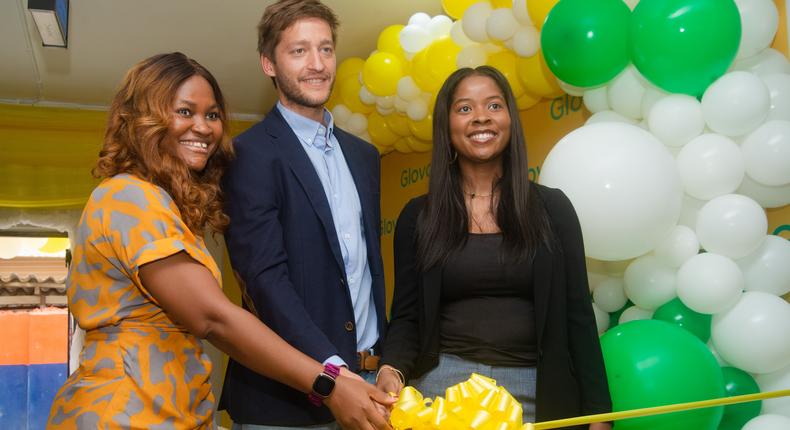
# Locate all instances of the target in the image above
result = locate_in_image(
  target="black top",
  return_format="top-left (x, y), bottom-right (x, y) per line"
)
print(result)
top-left (380, 184), bottom-right (611, 427)
top-left (440, 233), bottom-right (537, 366)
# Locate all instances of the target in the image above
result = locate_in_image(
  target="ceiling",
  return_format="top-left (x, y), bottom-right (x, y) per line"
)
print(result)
top-left (0, 0), bottom-right (444, 117)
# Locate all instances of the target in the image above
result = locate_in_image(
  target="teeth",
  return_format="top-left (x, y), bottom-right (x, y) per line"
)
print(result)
top-left (181, 141), bottom-right (208, 149)
top-left (470, 132), bottom-right (495, 142)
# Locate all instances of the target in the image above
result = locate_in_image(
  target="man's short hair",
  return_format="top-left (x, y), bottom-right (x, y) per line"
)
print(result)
top-left (257, 0), bottom-right (340, 61)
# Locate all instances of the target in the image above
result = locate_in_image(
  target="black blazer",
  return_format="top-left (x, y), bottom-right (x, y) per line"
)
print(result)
top-left (220, 107), bottom-right (386, 426)
top-left (380, 184), bottom-right (611, 428)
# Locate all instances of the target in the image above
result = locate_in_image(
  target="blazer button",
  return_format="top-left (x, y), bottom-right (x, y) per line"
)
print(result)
top-left (344, 321), bottom-right (354, 332)
top-left (340, 278), bottom-right (345, 286)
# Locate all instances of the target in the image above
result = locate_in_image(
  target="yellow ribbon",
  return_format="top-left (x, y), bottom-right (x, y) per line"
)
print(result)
top-left (390, 373), bottom-right (524, 430)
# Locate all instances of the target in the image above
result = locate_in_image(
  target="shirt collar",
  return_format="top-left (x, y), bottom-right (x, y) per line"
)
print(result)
top-left (277, 102), bottom-right (335, 150)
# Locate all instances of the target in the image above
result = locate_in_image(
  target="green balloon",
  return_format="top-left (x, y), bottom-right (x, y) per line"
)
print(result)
top-left (653, 297), bottom-right (712, 342)
top-left (630, 0), bottom-right (741, 97)
top-left (719, 367), bottom-right (761, 430)
top-left (540, 0), bottom-right (631, 87)
top-left (601, 320), bottom-right (724, 430)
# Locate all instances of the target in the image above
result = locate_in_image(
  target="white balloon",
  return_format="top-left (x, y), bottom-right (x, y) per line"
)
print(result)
top-left (583, 87), bottom-right (609, 114)
top-left (743, 414), bottom-right (790, 430)
top-left (585, 110), bottom-right (638, 126)
top-left (359, 85), bottom-right (377, 105)
top-left (696, 194), bottom-right (767, 259)
top-left (623, 255), bottom-right (677, 310)
top-left (539, 123), bottom-right (682, 260)
top-left (427, 15), bottom-right (453, 39)
top-left (450, 20), bottom-right (474, 47)
top-left (604, 259), bottom-right (633, 277)
top-left (408, 12), bottom-right (432, 28)
top-left (397, 76), bottom-right (421, 101)
top-left (592, 302), bottom-right (610, 335)
top-left (677, 193), bottom-right (706, 230)
top-left (607, 66), bottom-right (646, 120)
top-left (623, 0), bottom-right (640, 10)
top-left (513, 0), bottom-right (533, 24)
top-left (511, 25), bottom-right (539, 57)
top-left (346, 113), bottom-right (368, 135)
top-left (393, 95), bottom-right (409, 113)
top-left (406, 98), bottom-right (428, 121)
top-left (713, 291), bottom-right (790, 374)
top-left (486, 8), bottom-right (518, 41)
top-left (648, 95), bottom-right (705, 147)
top-left (737, 235), bottom-right (790, 296)
top-left (619, 306), bottom-right (654, 324)
top-left (640, 87), bottom-right (668, 119)
top-left (376, 105), bottom-right (394, 116)
top-left (456, 45), bottom-right (488, 69)
top-left (331, 104), bottom-right (352, 125)
top-left (653, 225), bottom-right (700, 268)
top-left (462, 2), bottom-right (493, 43)
top-left (593, 277), bottom-right (628, 313)
top-left (707, 340), bottom-right (731, 367)
top-left (558, 79), bottom-right (587, 97)
top-left (677, 252), bottom-right (743, 314)
top-left (733, 48), bottom-right (790, 76)
top-left (399, 25), bottom-right (432, 53)
top-left (737, 174), bottom-right (790, 208)
top-left (734, 0), bottom-right (780, 60)
top-left (741, 120), bottom-right (790, 186)
top-left (760, 73), bottom-right (790, 121)
top-left (755, 364), bottom-right (790, 417)
top-left (376, 95), bottom-right (395, 109)
top-left (676, 133), bottom-right (745, 200)
top-left (702, 71), bottom-right (770, 137)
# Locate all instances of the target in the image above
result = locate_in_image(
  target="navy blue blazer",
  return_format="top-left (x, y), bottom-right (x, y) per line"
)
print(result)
top-left (219, 107), bottom-right (386, 426)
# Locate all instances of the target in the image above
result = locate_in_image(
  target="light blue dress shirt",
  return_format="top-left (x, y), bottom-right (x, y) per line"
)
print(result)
top-left (277, 103), bottom-right (378, 367)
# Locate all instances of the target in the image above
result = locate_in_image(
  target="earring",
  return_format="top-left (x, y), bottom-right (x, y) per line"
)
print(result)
top-left (449, 149), bottom-right (458, 163)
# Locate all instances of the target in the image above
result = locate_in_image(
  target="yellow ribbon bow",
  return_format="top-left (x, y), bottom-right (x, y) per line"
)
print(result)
top-left (390, 373), bottom-right (524, 430)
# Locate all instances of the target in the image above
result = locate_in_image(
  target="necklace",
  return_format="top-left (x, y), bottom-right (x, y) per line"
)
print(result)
top-left (463, 189), bottom-right (493, 199)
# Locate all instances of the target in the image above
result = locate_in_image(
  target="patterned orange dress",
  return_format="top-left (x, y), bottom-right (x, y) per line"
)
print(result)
top-left (48, 174), bottom-right (221, 429)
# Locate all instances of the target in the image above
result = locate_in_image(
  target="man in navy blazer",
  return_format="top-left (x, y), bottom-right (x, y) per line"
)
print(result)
top-left (219, 0), bottom-right (388, 428)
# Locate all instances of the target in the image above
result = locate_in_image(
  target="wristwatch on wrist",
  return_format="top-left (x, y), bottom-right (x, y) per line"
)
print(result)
top-left (308, 363), bottom-right (341, 406)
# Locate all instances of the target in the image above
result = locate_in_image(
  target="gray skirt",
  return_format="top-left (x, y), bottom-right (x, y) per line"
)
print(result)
top-left (410, 353), bottom-right (537, 424)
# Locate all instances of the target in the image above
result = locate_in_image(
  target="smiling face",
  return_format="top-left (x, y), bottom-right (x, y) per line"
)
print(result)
top-left (165, 75), bottom-right (223, 172)
top-left (449, 74), bottom-right (512, 167)
top-left (261, 17), bottom-right (336, 121)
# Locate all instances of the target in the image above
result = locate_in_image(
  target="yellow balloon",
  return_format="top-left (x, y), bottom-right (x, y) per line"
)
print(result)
top-left (393, 137), bottom-right (414, 153)
top-left (408, 113), bottom-right (433, 141)
top-left (404, 136), bottom-right (434, 153)
top-left (527, 0), bottom-right (559, 30)
top-left (515, 51), bottom-right (563, 98)
top-left (413, 38), bottom-right (462, 93)
top-left (490, 0), bottom-right (512, 8)
top-left (363, 52), bottom-right (405, 96)
top-left (340, 76), bottom-right (374, 114)
top-left (378, 24), bottom-right (405, 55)
top-left (516, 90), bottom-right (541, 111)
top-left (337, 57), bottom-right (365, 83)
top-left (386, 113), bottom-right (413, 137)
top-left (367, 112), bottom-right (400, 146)
top-left (442, 0), bottom-right (480, 19)
top-left (486, 51), bottom-right (526, 99)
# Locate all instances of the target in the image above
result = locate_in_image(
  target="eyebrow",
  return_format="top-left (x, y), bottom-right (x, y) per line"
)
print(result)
top-left (286, 38), bottom-right (334, 48)
top-left (453, 94), bottom-right (505, 104)
top-left (175, 99), bottom-right (219, 110)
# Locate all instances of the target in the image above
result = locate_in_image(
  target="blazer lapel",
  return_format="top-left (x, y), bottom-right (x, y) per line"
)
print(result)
top-left (533, 247), bottom-right (552, 346)
top-left (265, 109), bottom-right (346, 272)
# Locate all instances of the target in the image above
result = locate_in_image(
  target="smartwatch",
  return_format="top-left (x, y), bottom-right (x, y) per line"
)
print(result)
top-left (308, 363), bottom-right (341, 406)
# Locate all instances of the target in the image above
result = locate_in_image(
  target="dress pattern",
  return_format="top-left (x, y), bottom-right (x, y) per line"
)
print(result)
top-left (48, 174), bottom-right (221, 429)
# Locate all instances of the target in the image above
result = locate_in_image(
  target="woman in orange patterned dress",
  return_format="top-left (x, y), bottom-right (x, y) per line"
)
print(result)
top-left (47, 52), bottom-right (393, 430)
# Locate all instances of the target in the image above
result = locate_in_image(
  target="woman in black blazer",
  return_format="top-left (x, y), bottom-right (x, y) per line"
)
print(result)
top-left (376, 66), bottom-right (611, 429)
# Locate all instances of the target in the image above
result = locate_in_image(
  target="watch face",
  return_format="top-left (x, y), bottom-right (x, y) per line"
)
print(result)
top-left (312, 373), bottom-right (336, 398)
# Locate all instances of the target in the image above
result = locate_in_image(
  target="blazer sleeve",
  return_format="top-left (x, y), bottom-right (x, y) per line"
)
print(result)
top-left (380, 196), bottom-right (425, 379)
top-left (546, 187), bottom-right (612, 415)
top-left (222, 136), bottom-right (340, 363)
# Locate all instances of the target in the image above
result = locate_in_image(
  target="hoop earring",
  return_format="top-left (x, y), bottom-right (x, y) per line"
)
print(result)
top-left (449, 149), bottom-right (458, 163)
